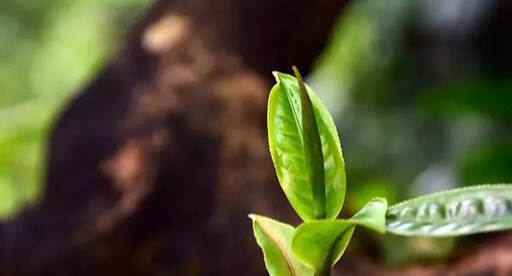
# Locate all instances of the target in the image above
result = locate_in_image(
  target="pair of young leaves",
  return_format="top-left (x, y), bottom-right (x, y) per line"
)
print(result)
top-left (250, 198), bottom-right (386, 276)
top-left (251, 69), bottom-right (512, 276)
top-left (251, 69), bottom-right (387, 276)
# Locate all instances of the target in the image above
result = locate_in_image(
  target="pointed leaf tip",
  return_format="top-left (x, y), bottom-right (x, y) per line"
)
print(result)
top-left (272, 71), bottom-right (280, 81)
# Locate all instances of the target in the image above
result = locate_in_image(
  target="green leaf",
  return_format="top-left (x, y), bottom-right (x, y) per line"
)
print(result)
top-left (386, 184), bottom-right (512, 237)
top-left (268, 70), bottom-right (346, 221)
top-left (250, 214), bottom-right (314, 276)
top-left (350, 197), bottom-right (387, 233)
top-left (291, 220), bottom-right (355, 274)
top-left (293, 67), bottom-right (327, 219)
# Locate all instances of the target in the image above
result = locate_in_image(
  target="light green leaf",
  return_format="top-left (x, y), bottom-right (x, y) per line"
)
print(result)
top-left (386, 184), bottom-right (512, 237)
top-left (250, 214), bottom-right (314, 276)
top-left (268, 70), bottom-right (346, 221)
top-left (350, 197), bottom-right (387, 233)
top-left (293, 67), bottom-right (327, 219)
top-left (291, 220), bottom-right (355, 275)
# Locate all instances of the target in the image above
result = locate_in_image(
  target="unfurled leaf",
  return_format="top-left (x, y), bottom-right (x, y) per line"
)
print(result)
top-left (268, 70), bottom-right (346, 221)
top-left (386, 184), bottom-right (512, 237)
top-left (250, 214), bottom-right (314, 276)
top-left (291, 220), bottom-right (355, 274)
top-left (350, 197), bottom-right (387, 233)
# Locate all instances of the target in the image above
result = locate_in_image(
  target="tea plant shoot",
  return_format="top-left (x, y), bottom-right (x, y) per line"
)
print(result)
top-left (250, 67), bottom-right (512, 276)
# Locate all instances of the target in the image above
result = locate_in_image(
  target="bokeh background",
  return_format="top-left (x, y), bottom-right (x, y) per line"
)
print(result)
top-left (0, 0), bottom-right (152, 217)
top-left (1, 0), bottom-right (512, 269)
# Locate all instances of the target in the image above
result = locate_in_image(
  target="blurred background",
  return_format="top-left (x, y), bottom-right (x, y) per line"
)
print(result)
top-left (1, 0), bottom-right (512, 269)
top-left (0, 0), bottom-right (153, 217)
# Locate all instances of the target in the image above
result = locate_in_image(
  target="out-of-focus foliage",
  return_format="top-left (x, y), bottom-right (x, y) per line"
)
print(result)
top-left (459, 142), bottom-right (512, 186)
top-left (380, 235), bottom-right (455, 264)
top-left (420, 77), bottom-right (512, 120)
top-left (309, 0), bottom-right (512, 265)
top-left (0, 0), bottom-right (153, 218)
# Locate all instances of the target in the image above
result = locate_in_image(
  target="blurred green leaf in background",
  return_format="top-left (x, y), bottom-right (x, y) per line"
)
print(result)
top-left (0, 0), bottom-right (153, 218)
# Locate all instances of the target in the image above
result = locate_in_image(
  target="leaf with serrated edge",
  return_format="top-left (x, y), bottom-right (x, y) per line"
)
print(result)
top-left (250, 214), bottom-right (314, 276)
top-left (268, 71), bottom-right (346, 221)
top-left (386, 184), bottom-right (512, 237)
top-left (291, 220), bottom-right (355, 275)
top-left (350, 198), bottom-right (387, 234)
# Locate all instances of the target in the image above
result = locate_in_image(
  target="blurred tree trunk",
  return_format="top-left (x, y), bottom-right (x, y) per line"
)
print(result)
top-left (0, 0), bottom-right (349, 275)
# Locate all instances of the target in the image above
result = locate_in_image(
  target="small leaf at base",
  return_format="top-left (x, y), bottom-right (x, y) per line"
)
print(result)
top-left (350, 197), bottom-right (387, 234)
top-left (250, 214), bottom-right (314, 276)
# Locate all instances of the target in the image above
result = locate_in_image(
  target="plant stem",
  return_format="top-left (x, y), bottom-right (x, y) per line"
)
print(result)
top-left (316, 268), bottom-right (331, 276)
